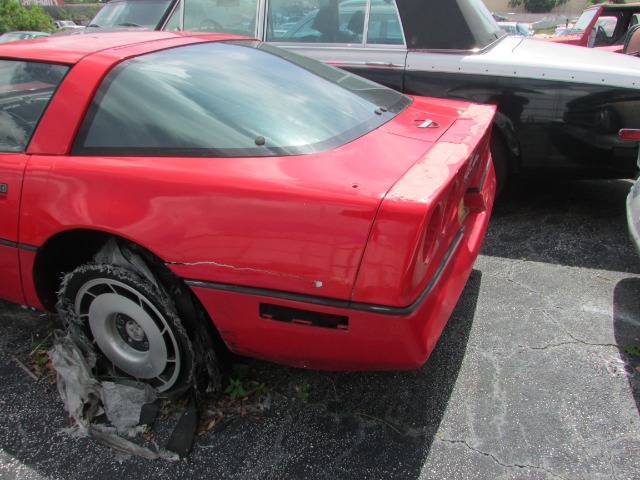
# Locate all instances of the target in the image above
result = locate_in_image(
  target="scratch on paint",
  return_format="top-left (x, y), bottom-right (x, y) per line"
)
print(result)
top-left (168, 260), bottom-right (324, 288)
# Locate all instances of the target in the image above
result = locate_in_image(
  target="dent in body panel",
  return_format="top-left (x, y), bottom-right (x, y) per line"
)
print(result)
top-left (168, 259), bottom-right (324, 288)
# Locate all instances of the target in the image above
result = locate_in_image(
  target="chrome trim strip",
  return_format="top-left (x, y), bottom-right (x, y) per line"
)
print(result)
top-left (410, 35), bottom-right (507, 55)
top-left (327, 60), bottom-right (405, 69)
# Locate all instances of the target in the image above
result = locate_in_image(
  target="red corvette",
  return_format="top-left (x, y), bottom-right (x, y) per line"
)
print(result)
top-left (0, 31), bottom-right (495, 392)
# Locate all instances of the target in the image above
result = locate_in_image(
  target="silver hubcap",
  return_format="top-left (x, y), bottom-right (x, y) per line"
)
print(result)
top-left (75, 278), bottom-right (181, 391)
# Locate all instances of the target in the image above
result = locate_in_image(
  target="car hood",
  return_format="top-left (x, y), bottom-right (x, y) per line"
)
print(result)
top-left (482, 36), bottom-right (640, 89)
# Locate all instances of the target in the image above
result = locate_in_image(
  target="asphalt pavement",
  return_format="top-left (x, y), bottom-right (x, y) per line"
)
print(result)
top-left (1, 177), bottom-right (639, 479)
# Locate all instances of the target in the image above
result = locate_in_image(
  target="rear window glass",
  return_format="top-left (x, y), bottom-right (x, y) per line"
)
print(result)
top-left (73, 41), bottom-right (411, 157)
top-left (0, 61), bottom-right (68, 152)
top-left (397, 0), bottom-right (504, 50)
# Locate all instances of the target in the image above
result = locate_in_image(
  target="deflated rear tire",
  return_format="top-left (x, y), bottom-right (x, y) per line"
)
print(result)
top-left (57, 264), bottom-right (194, 393)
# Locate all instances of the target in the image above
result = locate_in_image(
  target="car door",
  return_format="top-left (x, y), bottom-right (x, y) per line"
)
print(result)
top-left (0, 60), bottom-right (68, 305)
top-left (0, 60), bottom-right (33, 305)
top-left (0, 152), bottom-right (28, 304)
top-left (263, 0), bottom-right (408, 92)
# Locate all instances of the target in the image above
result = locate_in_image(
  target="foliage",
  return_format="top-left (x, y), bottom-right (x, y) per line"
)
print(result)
top-left (0, 0), bottom-right (54, 34)
top-left (624, 344), bottom-right (640, 359)
top-left (224, 377), bottom-right (247, 400)
top-left (508, 0), bottom-right (569, 13)
top-left (28, 333), bottom-right (55, 381)
top-left (54, 5), bottom-right (99, 24)
top-left (223, 364), bottom-right (267, 401)
top-left (295, 379), bottom-right (310, 403)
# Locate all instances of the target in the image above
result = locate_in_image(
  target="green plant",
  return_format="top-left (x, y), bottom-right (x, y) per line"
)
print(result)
top-left (0, 0), bottom-right (55, 33)
top-left (624, 344), bottom-right (640, 359)
top-left (224, 377), bottom-right (247, 400)
top-left (508, 0), bottom-right (569, 13)
top-left (28, 333), bottom-right (53, 379)
top-left (295, 379), bottom-right (310, 403)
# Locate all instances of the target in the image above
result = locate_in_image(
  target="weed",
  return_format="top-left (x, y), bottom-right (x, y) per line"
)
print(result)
top-left (624, 344), bottom-right (640, 359)
top-left (295, 379), bottom-right (310, 403)
top-left (28, 333), bottom-right (54, 380)
top-left (224, 377), bottom-right (247, 401)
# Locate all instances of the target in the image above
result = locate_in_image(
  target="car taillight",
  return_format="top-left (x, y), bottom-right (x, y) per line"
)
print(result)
top-left (619, 129), bottom-right (640, 141)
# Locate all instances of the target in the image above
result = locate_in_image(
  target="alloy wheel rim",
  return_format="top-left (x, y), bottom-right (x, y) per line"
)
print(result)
top-left (75, 277), bottom-right (181, 391)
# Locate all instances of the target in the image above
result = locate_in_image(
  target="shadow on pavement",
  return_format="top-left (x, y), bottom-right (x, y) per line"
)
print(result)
top-left (613, 277), bottom-right (640, 417)
top-left (195, 269), bottom-right (483, 478)
top-left (482, 178), bottom-right (640, 274)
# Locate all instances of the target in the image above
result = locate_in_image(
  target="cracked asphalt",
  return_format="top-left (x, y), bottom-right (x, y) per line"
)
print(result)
top-left (1, 177), bottom-right (640, 479)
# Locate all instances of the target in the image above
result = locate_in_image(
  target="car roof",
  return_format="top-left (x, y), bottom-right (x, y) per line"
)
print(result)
top-left (0, 30), bottom-right (246, 64)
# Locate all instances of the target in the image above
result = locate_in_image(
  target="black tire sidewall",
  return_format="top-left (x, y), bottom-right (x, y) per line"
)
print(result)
top-left (490, 132), bottom-right (510, 198)
top-left (57, 263), bottom-right (194, 394)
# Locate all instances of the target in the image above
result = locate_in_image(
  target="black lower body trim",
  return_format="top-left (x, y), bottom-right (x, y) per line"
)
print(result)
top-left (0, 238), bottom-right (37, 251)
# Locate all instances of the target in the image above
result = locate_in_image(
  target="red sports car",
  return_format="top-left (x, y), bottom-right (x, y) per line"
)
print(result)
top-left (0, 31), bottom-right (495, 392)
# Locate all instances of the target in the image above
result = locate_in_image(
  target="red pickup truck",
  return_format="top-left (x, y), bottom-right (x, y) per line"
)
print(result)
top-left (548, 2), bottom-right (640, 52)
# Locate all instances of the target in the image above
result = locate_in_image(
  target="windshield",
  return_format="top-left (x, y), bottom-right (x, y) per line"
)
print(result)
top-left (89, 0), bottom-right (174, 29)
top-left (396, 0), bottom-right (504, 51)
top-left (571, 8), bottom-right (598, 33)
top-left (74, 41), bottom-right (411, 157)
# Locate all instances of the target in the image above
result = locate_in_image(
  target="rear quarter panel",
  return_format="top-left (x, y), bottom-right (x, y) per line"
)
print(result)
top-left (20, 130), bottom-right (431, 301)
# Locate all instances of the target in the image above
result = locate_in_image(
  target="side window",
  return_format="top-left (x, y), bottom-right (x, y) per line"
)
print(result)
top-left (366, 3), bottom-right (403, 45)
top-left (593, 15), bottom-right (619, 46)
top-left (165, 0), bottom-right (258, 36)
top-left (267, 0), bottom-right (366, 44)
top-left (597, 15), bottom-right (618, 38)
top-left (0, 61), bottom-right (67, 153)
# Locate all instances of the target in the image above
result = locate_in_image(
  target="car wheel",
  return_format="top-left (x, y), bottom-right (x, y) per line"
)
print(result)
top-left (490, 132), bottom-right (509, 197)
top-left (58, 264), bottom-right (194, 393)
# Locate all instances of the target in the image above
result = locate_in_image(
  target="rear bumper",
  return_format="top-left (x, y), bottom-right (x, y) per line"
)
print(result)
top-left (186, 162), bottom-right (496, 371)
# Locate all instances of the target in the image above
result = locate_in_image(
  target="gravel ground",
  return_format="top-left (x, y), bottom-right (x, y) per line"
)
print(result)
top-left (1, 177), bottom-right (639, 479)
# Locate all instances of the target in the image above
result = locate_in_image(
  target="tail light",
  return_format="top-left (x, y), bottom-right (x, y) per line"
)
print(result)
top-left (619, 129), bottom-right (640, 141)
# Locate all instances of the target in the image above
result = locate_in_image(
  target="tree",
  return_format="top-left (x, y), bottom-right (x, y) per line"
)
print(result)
top-left (508, 0), bottom-right (570, 13)
top-left (0, 0), bottom-right (54, 34)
